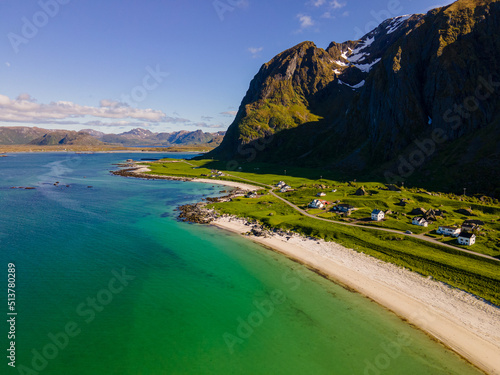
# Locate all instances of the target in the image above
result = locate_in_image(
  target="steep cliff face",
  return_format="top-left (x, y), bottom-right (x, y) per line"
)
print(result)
top-left (208, 0), bottom-right (500, 195)
top-left (215, 41), bottom-right (336, 159)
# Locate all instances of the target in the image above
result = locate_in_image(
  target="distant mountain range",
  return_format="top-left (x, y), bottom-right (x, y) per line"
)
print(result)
top-left (86, 128), bottom-right (225, 147)
top-left (0, 127), bottom-right (225, 147)
top-left (207, 0), bottom-right (500, 196)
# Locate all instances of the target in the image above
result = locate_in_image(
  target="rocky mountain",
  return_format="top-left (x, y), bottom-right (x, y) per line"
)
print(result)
top-left (80, 129), bottom-right (105, 138)
top-left (208, 0), bottom-right (500, 196)
top-left (86, 128), bottom-right (225, 146)
top-left (0, 127), bottom-right (225, 148)
top-left (29, 130), bottom-right (104, 146)
top-left (0, 127), bottom-right (51, 145)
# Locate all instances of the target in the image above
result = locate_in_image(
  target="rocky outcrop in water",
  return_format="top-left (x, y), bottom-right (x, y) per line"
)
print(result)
top-left (177, 203), bottom-right (219, 224)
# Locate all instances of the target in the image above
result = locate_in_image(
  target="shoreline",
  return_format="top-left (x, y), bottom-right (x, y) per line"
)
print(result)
top-left (113, 161), bottom-right (500, 374)
top-left (211, 216), bottom-right (500, 375)
top-left (114, 164), bottom-right (261, 191)
top-left (0, 150), bottom-right (204, 154)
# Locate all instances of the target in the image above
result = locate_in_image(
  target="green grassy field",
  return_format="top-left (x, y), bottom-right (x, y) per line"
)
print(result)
top-left (208, 195), bottom-right (500, 305)
top-left (144, 158), bottom-right (500, 305)
top-left (146, 159), bottom-right (500, 255)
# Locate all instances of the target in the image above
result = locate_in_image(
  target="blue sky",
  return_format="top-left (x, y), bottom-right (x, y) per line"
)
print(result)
top-left (0, 0), bottom-right (454, 134)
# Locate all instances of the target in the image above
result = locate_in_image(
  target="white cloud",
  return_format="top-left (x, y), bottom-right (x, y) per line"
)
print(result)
top-left (342, 10), bottom-right (349, 17)
top-left (297, 14), bottom-right (315, 29)
top-left (0, 94), bottom-right (189, 125)
top-left (187, 122), bottom-right (225, 129)
top-left (248, 47), bottom-right (263, 58)
top-left (309, 0), bottom-right (326, 7)
top-left (5, 62), bottom-right (11, 68)
top-left (331, 0), bottom-right (346, 9)
top-left (321, 11), bottom-right (333, 19)
top-left (17, 93), bottom-right (35, 102)
top-left (82, 120), bottom-right (151, 128)
top-left (221, 111), bottom-right (237, 116)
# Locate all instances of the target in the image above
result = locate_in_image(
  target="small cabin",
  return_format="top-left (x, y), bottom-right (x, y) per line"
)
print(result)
top-left (412, 217), bottom-right (429, 227)
top-left (371, 209), bottom-right (385, 221)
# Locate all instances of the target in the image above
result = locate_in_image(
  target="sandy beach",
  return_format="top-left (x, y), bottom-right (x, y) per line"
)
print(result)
top-left (212, 216), bottom-right (500, 375)
top-left (127, 165), bottom-right (261, 191)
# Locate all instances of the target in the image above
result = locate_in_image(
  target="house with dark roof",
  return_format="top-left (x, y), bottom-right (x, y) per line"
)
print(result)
top-left (457, 232), bottom-right (476, 246)
top-left (461, 220), bottom-right (484, 232)
top-left (412, 217), bottom-right (429, 227)
top-left (371, 209), bottom-right (385, 221)
top-left (332, 204), bottom-right (355, 213)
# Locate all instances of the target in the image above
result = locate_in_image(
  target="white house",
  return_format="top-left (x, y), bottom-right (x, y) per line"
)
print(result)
top-left (317, 192), bottom-right (327, 197)
top-left (276, 181), bottom-right (286, 188)
top-left (308, 199), bottom-right (325, 209)
top-left (437, 226), bottom-right (461, 237)
top-left (280, 185), bottom-right (292, 193)
top-left (412, 217), bottom-right (429, 227)
top-left (371, 209), bottom-right (385, 221)
top-left (457, 232), bottom-right (476, 246)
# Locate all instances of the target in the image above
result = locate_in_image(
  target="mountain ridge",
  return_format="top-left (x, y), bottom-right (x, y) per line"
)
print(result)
top-left (0, 126), bottom-right (225, 147)
top-left (206, 0), bottom-right (500, 196)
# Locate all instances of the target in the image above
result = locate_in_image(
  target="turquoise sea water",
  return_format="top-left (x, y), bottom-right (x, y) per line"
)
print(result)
top-left (0, 153), bottom-right (484, 375)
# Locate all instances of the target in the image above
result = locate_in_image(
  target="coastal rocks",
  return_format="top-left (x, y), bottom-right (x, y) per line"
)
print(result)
top-left (206, 194), bottom-right (233, 203)
top-left (250, 228), bottom-right (266, 237)
top-left (178, 203), bottom-right (219, 224)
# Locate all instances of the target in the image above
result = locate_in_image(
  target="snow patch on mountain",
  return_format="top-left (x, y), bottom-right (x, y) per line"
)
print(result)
top-left (339, 80), bottom-right (365, 89)
top-left (386, 15), bottom-right (411, 34)
top-left (353, 58), bottom-right (381, 73)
